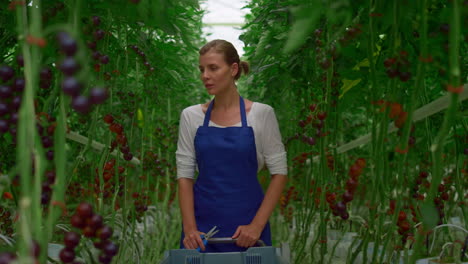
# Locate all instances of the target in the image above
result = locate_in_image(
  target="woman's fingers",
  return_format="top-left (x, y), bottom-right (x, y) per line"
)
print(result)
top-left (233, 225), bottom-right (261, 248)
top-left (194, 233), bottom-right (206, 251)
top-left (184, 231), bottom-right (206, 251)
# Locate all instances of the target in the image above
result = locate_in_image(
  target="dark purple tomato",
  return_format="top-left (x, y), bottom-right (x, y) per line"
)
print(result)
top-left (36, 123), bottom-right (44, 135)
top-left (13, 78), bottom-right (25, 92)
top-left (124, 152), bottom-right (133, 161)
top-left (87, 41), bottom-right (97, 51)
top-left (0, 65), bottom-right (14, 82)
top-left (11, 96), bottom-right (21, 111)
top-left (16, 54), bottom-right (24, 67)
top-left (93, 240), bottom-right (104, 250)
top-left (93, 29), bottom-right (105, 40)
top-left (31, 240), bottom-right (41, 258)
top-left (120, 145), bottom-right (130, 154)
top-left (97, 226), bottom-right (113, 240)
top-left (99, 55), bottom-right (109, 64)
top-left (64, 231), bottom-right (81, 249)
top-left (57, 32), bottom-right (78, 56)
top-left (70, 213), bottom-right (85, 228)
top-left (342, 190), bottom-right (354, 203)
top-left (346, 178), bottom-right (358, 191)
top-left (41, 192), bottom-right (50, 205)
top-left (46, 171), bottom-right (56, 184)
top-left (71, 95), bottom-right (91, 114)
top-left (102, 241), bottom-right (118, 256)
top-left (307, 137), bottom-right (316, 146)
top-left (46, 150), bottom-right (54, 161)
top-left (76, 202), bottom-right (93, 218)
top-left (319, 58), bottom-right (330, 69)
top-left (0, 85), bottom-right (13, 98)
top-left (40, 67), bottom-right (53, 80)
top-left (340, 211), bottom-right (349, 220)
top-left (92, 16), bottom-right (101, 26)
top-left (336, 201), bottom-right (346, 213)
top-left (9, 112), bottom-right (18, 124)
top-left (92, 51), bottom-right (102, 61)
top-left (59, 57), bottom-right (81, 76)
top-left (98, 253), bottom-right (112, 264)
top-left (42, 182), bottom-right (52, 192)
top-left (59, 248), bottom-right (76, 263)
top-left (0, 119), bottom-right (8, 133)
top-left (315, 129), bottom-right (321, 137)
top-left (89, 87), bottom-right (108, 104)
top-left (61, 77), bottom-right (82, 97)
top-left (82, 226), bottom-right (96, 238)
top-left (143, 61), bottom-right (150, 68)
top-left (42, 136), bottom-right (53, 148)
top-left (399, 71), bottom-right (411, 82)
top-left (0, 102), bottom-right (8, 116)
top-left (88, 214), bottom-right (103, 229)
top-left (0, 252), bottom-right (17, 263)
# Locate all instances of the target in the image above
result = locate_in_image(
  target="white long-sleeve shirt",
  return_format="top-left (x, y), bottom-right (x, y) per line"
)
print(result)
top-left (176, 102), bottom-right (287, 179)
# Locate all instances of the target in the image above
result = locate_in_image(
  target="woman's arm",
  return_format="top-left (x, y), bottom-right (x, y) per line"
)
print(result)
top-left (232, 173), bottom-right (287, 247)
top-left (178, 178), bottom-right (196, 232)
top-left (178, 178), bottom-right (205, 250)
top-left (233, 104), bottom-right (288, 247)
top-left (252, 173), bottom-right (288, 228)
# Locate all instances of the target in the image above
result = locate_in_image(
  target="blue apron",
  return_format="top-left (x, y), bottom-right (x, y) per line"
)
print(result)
top-left (180, 96), bottom-right (271, 252)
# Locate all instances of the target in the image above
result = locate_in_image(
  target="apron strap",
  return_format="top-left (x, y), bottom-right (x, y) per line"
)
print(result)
top-left (203, 99), bottom-right (215, 127)
top-left (239, 96), bottom-right (247, 127)
top-left (202, 95), bottom-right (247, 127)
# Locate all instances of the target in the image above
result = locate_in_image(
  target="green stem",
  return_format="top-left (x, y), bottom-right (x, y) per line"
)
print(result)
top-left (15, 0), bottom-right (44, 261)
top-left (410, 0), bottom-right (461, 263)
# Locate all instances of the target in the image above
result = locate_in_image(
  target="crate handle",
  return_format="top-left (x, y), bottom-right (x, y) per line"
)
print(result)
top-left (207, 237), bottom-right (266, 247)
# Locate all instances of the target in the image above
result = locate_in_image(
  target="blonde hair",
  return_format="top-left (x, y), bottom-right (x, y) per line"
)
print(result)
top-left (199, 39), bottom-right (249, 80)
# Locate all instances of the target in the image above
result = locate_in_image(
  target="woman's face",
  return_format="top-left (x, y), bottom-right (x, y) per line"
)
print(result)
top-left (199, 50), bottom-right (238, 95)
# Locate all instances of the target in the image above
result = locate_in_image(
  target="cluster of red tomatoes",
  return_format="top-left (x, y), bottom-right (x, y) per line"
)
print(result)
top-left (62, 203), bottom-right (118, 264)
top-left (326, 158), bottom-right (366, 220)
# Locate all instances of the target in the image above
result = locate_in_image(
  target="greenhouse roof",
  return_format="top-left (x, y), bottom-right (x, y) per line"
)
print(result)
top-left (201, 0), bottom-right (249, 57)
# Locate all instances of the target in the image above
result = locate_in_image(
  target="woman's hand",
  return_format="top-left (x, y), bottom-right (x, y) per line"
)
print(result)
top-left (183, 230), bottom-right (206, 251)
top-left (232, 224), bottom-right (262, 248)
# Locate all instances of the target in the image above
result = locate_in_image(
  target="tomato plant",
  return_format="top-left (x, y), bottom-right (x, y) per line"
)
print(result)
top-left (0, 0), bottom-right (466, 263)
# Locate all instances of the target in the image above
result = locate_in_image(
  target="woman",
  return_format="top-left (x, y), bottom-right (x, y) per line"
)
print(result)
top-left (176, 39), bottom-right (287, 252)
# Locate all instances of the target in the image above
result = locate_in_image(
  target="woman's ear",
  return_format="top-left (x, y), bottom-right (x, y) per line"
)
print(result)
top-left (231, 63), bottom-right (239, 77)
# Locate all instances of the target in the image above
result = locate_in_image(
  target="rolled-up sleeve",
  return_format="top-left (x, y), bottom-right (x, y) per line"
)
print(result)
top-left (262, 106), bottom-right (287, 176)
top-left (176, 109), bottom-right (196, 179)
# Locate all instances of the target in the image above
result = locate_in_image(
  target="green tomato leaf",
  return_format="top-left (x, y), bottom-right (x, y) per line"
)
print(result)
top-left (340, 79), bottom-right (362, 99)
top-left (283, 3), bottom-right (322, 54)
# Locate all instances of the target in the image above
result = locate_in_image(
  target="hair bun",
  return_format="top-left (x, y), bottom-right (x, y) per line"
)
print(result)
top-left (240, 61), bottom-right (250, 76)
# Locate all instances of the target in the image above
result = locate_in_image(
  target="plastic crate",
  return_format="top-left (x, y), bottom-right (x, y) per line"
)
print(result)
top-left (160, 244), bottom-right (290, 264)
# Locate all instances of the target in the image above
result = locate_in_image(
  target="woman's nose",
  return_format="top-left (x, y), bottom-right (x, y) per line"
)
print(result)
top-left (201, 71), bottom-right (210, 80)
